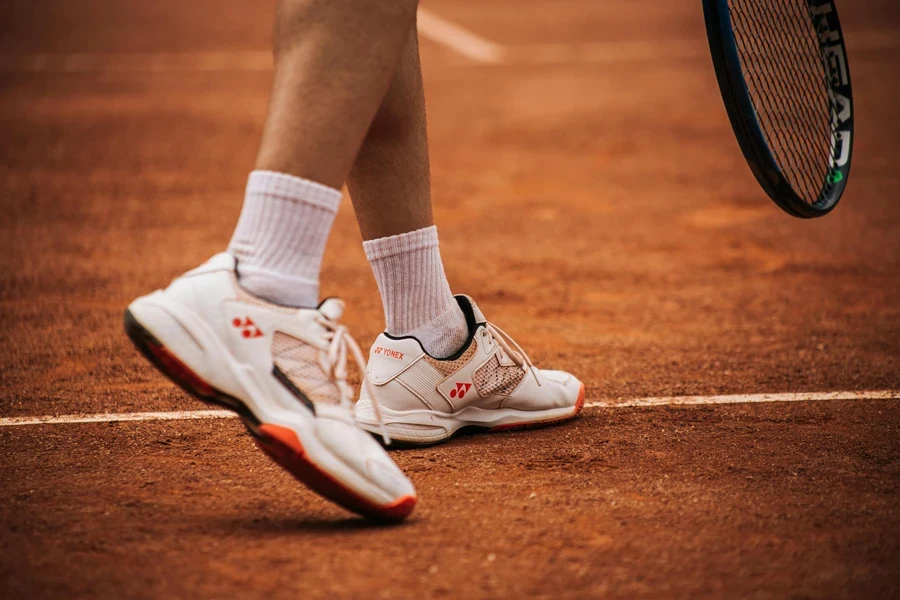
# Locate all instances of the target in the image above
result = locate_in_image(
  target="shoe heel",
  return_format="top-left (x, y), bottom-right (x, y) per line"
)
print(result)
top-left (123, 308), bottom-right (260, 427)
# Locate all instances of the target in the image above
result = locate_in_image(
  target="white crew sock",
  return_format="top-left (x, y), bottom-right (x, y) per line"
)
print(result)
top-left (227, 170), bottom-right (341, 308)
top-left (363, 225), bottom-right (469, 358)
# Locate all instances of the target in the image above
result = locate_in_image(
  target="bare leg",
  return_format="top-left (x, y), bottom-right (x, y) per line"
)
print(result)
top-left (347, 28), bottom-right (433, 240)
top-left (230, 0), bottom-right (420, 307)
top-left (348, 28), bottom-right (469, 357)
top-left (255, 0), bottom-right (419, 189)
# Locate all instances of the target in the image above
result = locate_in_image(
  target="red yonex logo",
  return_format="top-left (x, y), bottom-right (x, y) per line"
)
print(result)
top-left (373, 346), bottom-right (404, 360)
top-left (232, 317), bottom-right (263, 339)
top-left (449, 382), bottom-right (472, 399)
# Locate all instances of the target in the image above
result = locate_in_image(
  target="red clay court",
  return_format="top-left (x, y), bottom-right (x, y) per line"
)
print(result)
top-left (1, 0), bottom-right (899, 598)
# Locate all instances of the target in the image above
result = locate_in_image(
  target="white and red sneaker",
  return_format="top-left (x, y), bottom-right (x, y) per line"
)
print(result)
top-left (355, 295), bottom-right (585, 446)
top-left (123, 253), bottom-right (416, 521)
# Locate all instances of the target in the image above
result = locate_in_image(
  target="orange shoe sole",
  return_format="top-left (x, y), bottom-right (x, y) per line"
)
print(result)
top-left (124, 309), bottom-right (416, 522)
top-left (254, 424), bottom-right (416, 522)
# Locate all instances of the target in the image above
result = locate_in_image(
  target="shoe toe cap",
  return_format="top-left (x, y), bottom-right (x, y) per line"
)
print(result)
top-left (314, 416), bottom-right (415, 499)
top-left (545, 367), bottom-right (582, 390)
top-left (516, 369), bottom-right (582, 410)
top-left (365, 455), bottom-right (416, 498)
top-left (541, 369), bottom-right (576, 386)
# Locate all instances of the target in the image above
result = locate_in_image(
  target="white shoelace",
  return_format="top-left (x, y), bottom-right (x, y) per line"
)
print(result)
top-left (315, 316), bottom-right (391, 445)
top-left (481, 322), bottom-right (542, 387)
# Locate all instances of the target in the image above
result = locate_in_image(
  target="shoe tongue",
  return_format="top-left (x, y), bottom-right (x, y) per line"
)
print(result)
top-left (455, 294), bottom-right (486, 324)
top-left (186, 252), bottom-right (235, 277)
top-left (318, 298), bottom-right (344, 321)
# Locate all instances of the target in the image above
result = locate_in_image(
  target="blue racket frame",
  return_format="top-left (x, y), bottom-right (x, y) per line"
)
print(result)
top-left (702, 0), bottom-right (853, 218)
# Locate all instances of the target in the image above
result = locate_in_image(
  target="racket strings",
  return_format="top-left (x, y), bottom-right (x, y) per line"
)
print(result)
top-left (737, 7), bottom-right (829, 201)
top-left (728, 0), bottom-right (834, 205)
top-left (736, 5), bottom-right (830, 200)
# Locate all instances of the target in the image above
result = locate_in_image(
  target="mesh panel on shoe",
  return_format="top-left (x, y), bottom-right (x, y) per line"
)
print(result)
top-left (271, 331), bottom-right (340, 405)
top-left (473, 355), bottom-right (525, 398)
top-left (424, 343), bottom-right (477, 377)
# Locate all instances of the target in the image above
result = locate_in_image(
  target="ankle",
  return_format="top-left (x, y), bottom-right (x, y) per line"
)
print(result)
top-left (227, 170), bottom-right (340, 308)
top-left (397, 303), bottom-right (469, 359)
top-left (364, 226), bottom-right (469, 358)
top-left (235, 264), bottom-right (319, 308)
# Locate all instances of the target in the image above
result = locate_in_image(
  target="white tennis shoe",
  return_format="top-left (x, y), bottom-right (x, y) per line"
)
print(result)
top-left (356, 295), bottom-right (585, 446)
top-left (124, 253), bottom-right (416, 521)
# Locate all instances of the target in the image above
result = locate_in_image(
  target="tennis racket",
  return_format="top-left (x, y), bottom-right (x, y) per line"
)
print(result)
top-left (702, 0), bottom-right (853, 218)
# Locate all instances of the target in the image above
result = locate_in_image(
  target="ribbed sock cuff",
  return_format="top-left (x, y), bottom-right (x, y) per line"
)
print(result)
top-left (363, 225), bottom-right (439, 261)
top-left (245, 170), bottom-right (342, 212)
top-left (228, 170), bottom-right (341, 308)
top-left (364, 226), bottom-right (468, 358)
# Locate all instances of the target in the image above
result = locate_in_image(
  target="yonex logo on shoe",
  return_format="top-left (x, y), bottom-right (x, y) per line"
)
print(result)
top-left (449, 382), bottom-right (472, 399)
top-left (373, 346), bottom-right (404, 360)
top-left (232, 317), bottom-right (263, 339)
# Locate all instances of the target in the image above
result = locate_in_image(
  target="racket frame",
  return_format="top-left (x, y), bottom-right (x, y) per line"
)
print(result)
top-left (702, 0), bottom-right (854, 218)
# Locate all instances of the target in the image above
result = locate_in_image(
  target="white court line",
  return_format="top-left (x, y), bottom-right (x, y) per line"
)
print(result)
top-left (1, 390), bottom-right (897, 427)
top-left (585, 389), bottom-right (899, 409)
top-left (0, 410), bottom-right (236, 427)
top-left (416, 7), bottom-right (505, 63)
top-left (0, 28), bottom-right (895, 72)
top-left (0, 8), bottom-right (504, 73)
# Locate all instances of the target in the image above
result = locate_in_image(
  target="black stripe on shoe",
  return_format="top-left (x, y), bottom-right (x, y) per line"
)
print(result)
top-left (271, 365), bottom-right (317, 415)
